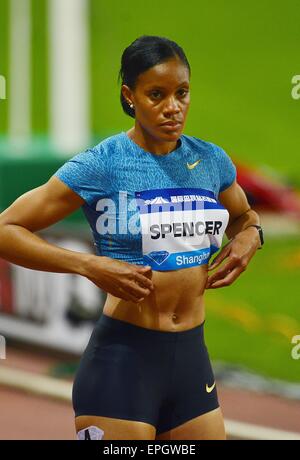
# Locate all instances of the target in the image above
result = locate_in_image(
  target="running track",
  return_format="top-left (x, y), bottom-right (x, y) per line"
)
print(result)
top-left (0, 345), bottom-right (299, 440)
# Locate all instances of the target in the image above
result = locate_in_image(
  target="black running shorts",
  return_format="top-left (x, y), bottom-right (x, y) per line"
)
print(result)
top-left (72, 314), bottom-right (219, 435)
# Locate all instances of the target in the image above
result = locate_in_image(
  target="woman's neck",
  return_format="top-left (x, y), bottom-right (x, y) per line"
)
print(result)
top-left (126, 125), bottom-right (180, 156)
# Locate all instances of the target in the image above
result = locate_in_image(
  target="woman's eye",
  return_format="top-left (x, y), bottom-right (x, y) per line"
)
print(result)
top-left (149, 89), bottom-right (189, 100)
top-left (150, 91), bottom-right (161, 99)
top-left (178, 89), bottom-right (189, 96)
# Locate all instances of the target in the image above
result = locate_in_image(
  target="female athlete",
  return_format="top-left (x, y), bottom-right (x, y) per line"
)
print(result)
top-left (0, 35), bottom-right (263, 440)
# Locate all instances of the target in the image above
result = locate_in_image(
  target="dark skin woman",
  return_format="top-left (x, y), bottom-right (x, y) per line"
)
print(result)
top-left (0, 37), bottom-right (261, 440)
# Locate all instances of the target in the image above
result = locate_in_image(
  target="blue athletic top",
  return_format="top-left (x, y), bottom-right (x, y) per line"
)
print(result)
top-left (53, 131), bottom-right (236, 271)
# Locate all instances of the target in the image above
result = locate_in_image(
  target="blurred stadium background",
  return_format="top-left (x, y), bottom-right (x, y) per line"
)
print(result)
top-left (0, 0), bottom-right (300, 440)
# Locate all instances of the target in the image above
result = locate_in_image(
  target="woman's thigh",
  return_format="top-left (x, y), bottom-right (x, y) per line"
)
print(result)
top-left (75, 415), bottom-right (156, 440)
top-left (155, 407), bottom-right (226, 441)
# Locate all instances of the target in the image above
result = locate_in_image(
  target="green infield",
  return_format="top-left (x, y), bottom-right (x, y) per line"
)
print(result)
top-left (205, 234), bottom-right (300, 383)
top-left (1, 0), bottom-right (300, 178)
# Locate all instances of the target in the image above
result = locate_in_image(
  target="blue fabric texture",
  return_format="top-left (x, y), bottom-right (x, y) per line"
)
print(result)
top-left (53, 132), bottom-right (236, 266)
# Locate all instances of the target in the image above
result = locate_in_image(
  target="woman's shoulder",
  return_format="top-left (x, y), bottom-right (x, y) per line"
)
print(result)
top-left (90, 132), bottom-right (125, 155)
top-left (182, 133), bottom-right (225, 157)
top-left (72, 132), bottom-right (125, 169)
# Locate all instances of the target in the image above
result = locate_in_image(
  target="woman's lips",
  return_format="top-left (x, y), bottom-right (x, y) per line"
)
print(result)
top-left (160, 122), bottom-right (181, 130)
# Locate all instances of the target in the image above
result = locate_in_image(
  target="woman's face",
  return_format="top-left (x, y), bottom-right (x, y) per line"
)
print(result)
top-left (122, 57), bottom-right (190, 141)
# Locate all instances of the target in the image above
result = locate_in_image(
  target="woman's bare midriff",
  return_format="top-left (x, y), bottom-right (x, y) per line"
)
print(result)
top-left (102, 264), bottom-right (208, 332)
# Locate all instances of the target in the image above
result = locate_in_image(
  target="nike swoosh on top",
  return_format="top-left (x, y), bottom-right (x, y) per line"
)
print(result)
top-left (186, 159), bottom-right (202, 170)
top-left (206, 382), bottom-right (216, 393)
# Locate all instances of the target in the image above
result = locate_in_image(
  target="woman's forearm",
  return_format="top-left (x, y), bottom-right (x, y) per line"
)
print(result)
top-left (225, 209), bottom-right (261, 240)
top-left (0, 224), bottom-right (154, 303)
top-left (0, 224), bottom-right (93, 276)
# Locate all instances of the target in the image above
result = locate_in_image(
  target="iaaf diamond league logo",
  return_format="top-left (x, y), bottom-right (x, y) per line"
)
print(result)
top-left (0, 75), bottom-right (6, 100)
top-left (94, 191), bottom-right (214, 237)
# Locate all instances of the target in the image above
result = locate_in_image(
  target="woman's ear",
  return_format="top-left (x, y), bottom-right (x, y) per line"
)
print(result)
top-left (121, 84), bottom-right (133, 106)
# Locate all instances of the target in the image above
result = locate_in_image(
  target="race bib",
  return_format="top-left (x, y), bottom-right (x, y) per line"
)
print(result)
top-left (135, 187), bottom-right (229, 271)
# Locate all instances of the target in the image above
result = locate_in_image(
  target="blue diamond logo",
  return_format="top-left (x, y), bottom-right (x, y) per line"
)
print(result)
top-left (147, 251), bottom-right (170, 265)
